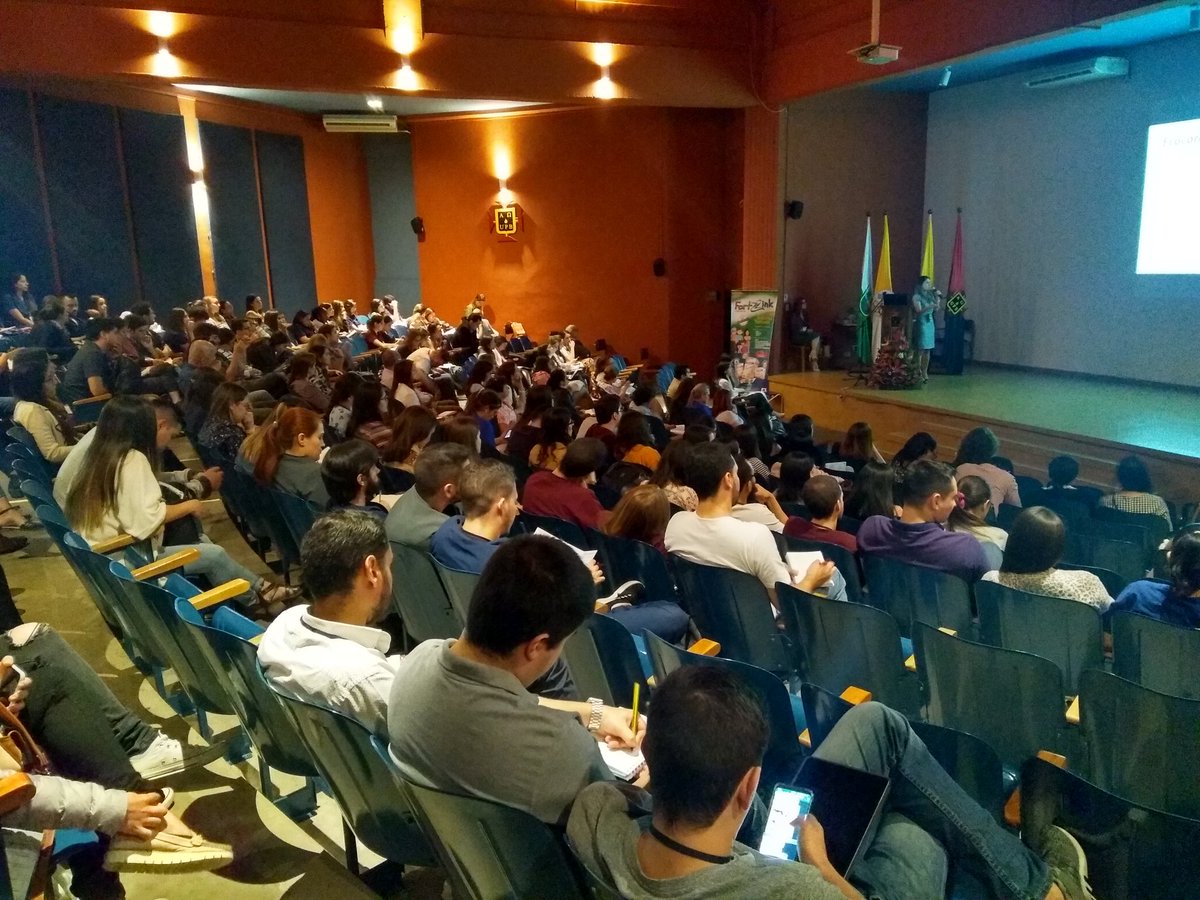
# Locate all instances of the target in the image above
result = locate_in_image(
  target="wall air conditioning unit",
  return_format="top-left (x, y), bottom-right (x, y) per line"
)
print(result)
top-left (1024, 56), bottom-right (1128, 89)
top-left (322, 114), bottom-right (399, 133)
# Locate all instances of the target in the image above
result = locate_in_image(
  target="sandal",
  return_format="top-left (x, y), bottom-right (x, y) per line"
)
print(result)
top-left (246, 581), bottom-right (302, 618)
top-left (0, 509), bottom-right (36, 530)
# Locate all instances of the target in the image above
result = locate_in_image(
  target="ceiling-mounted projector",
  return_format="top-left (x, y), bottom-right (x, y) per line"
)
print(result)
top-left (850, 42), bottom-right (901, 65)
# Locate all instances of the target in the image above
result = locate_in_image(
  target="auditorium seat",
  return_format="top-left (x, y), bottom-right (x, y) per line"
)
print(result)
top-left (783, 535), bottom-right (863, 603)
top-left (586, 528), bottom-right (676, 604)
top-left (860, 556), bottom-right (975, 639)
top-left (975, 581), bottom-right (1104, 695)
top-left (388, 542), bottom-right (462, 645)
top-left (562, 613), bottom-right (644, 708)
top-left (430, 556), bottom-right (481, 627)
top-left (1110, 610), bottom-right (1200, 700)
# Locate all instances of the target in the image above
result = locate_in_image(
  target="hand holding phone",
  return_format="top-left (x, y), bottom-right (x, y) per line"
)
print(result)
top-left (759, 785), bottom-right (813, 861)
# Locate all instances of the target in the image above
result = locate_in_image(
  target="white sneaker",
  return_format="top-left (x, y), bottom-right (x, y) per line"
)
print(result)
top-left (596, 580), bottom-right (643, 612)
top-left (130, 733), bottom-right (225, 780)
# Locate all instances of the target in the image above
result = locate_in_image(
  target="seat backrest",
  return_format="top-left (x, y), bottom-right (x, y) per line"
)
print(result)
top-left (915, 622), bottom-right (1068, 770)
top-left (20, 480), bottom-right (59, 515)
top-left (777, 583), bottom-right (917, 715)
top-left (655, 363), bottom-right (675, 395)
top-left (109, 564), bottom-right (234, 715)
top-left (975, 581), bottom-right (1104, 695)
top-left (1082, 536), bottom-right (1146, 587)
top-left (227, 468), bottom-right (296, 567)
top-left (669, 556), bottom-right (789, 675)
top-left (562, 614), bottom-right (643, 708)
top-left (588, 530), bottom-right (674, 603)
top-left (389, 542), bottom-right (462, 641)
top-left (565, 836), bottom-right (624, 900)
top-left (1078, 668), bottom-right (1200, 818)
top-left (1020, 756), bottom-right (1200, 899)
top-left (518, 512), bottom-right (590, 549)
top-left (10, 456), bottom-right (49, 489)
top-left (642, 630), bottom-right (802, 786)
top-left (783, 536), bottom-right (863, 603)
top-left (431, 557), bottom-right (481, 626)
top-left (1015, 474), bottom-right (1044, 507)
top-left (401, 778), bottom-right (584, 900)
top-left (271, 688), bottom-right (435, 865)
top-left (1111, 610), bottom-right (1200, 700)
top-left (46, 520), bottom-right (125, 642)
top-left (861, 556), bottom-right (974, 639)
top-left (269, 488), bottom-right (320, 551)
top-left (195, 607), bottom-right (319, 779)
top-left (1091, 507), bottom-right (1170, 548)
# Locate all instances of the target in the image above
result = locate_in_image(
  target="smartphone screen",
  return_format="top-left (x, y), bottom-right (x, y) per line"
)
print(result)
top-left (0, 663), bottom-right (25, 698)
top-left (758, 785), bottom-right (813, 861)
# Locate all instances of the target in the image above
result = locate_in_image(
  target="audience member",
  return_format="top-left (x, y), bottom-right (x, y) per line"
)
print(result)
top-left (380, 405), bottom-right (438, 494)
top-left (529, 406), bottom-right (573, 471)
top-left (60, 318), bottom-right (119, 404)
top-left (734, 425), bottom-right (772, 485)
top-left (783, 413), bottom-right (826, 466)
top-left (28, 296), bottom-right (77, 361)
top-left (832, 421), bottom-right (883, 474)
top-left (505, 386), bottom-right (552, 462)
top-left (1098, 455), bottom-right (1172, 527)
top-left (2, 273), bottom-right (35, 327)
top-left (729, 456), bottom-right (789, 533)
top-left (665, 443), bottom-right (844, 606)
top-left (984, 507), bottom-right (1112, 611)
top-left (953, 426), bottom-right (1021, 510)
top-left (602, 484), bottom-right (670, 553)
top-left (389, 535), bottom-right (644, 824)
top-left (322, 439), bottom-right (388, 518)
top-left (11, 348), bottom-right (77, 466)
top-left (287, 352), bottom-right (329, 412)
top-left (385, 444), bottom-right (471, 549)
top-left (651, 439), bottom-right (698, 512)
top-left (197, 382), bottom-right (255, 463)
top-left (56, 396), bottom-right (296, 612)
top-left (1110, 529), bottom-right (1200, 627)
top-left (433, 414), bottom-right (481, 453)
top-left (1041, 456), bottom-right (1102, 509)
top-left (857, 460), bottom-right (993, 582)
top-left (253, 406), bottom-right (330, 507)
top-left (946, 473), bottom-right (1008, 566)
top-left (784, 474), bottom-right (858, 553)
top-left (773, 452), bottom-right (815, 504)
top-left (615, 411), bottom-right (661, 470)
top-left (523, 439), bottom-right (610, 530)
top-left (568, 666), bottom-right (1089, 900)
top-left (259, 511), bottom-right (398, 736)
top-left (844, 461), bottom-right (899, 521)
top-left (466, 388), bottom-right (502, 449)
top-left (348, 381), bottom-right (391, 451)
top-left (891, 431), bottom-right (937, 472)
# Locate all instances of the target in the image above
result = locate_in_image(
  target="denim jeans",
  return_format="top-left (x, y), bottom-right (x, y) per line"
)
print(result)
top-left (815, 702), bottom-right (1051, 900)
top-left (609, 601), bottom-right (690, 644)
top-left (161, 537), bottom-right (260, 603)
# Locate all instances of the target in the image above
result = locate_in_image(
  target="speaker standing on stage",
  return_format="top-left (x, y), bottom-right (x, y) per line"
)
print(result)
top-left (912, 276), bottom-right (940, 383)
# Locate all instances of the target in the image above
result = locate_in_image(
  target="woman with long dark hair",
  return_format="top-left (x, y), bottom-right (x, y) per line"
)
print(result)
top-left (529, 406), bottom-right (573, 471)
top-left (843, 461), bottom-right (899, 521)
top-left (614, 411), bottom-right (660, 470)
top-left (59, 396), bottom-right (296, 611)
top-left (347, 381), bottom-right (390, 451)
top-left (380, 405), bottom-right (438, 493)
top-left (651, 439), bottom-right (698, 511)
top-left (286, 352), bottom-right (329, 412)
top-left (1098, 455), bottom-right (1172, 528)
top-left (505, 385), bottom-right (553, 463)
top-left (324, 371), bottom-right (365, 443)
top-left (991, 507), bottom-right (1112, 610)
top-left (891, 431), bottom-right (937, 473)
top-left (197, 382), bottom-right (255, 463)
top-left (11, 347), bottom-right (76, 466)
top-left (773, 452), bottom-right (815, 504)
top-left (1112, 529), bottom-right (1200, 627)
top-left (833, 421), bottom-right (884, 474)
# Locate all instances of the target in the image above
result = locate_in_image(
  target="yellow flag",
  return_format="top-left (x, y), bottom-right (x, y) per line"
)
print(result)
top-left (874, 214), bottom-right (893, 295)
top-left (920, 211), bottom-right (934, 282)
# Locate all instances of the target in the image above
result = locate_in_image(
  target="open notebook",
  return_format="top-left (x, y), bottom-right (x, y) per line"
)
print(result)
top-left (532, 527), bottom-right (597, 565)
top-left (598, 744), bottom-right (646, 781)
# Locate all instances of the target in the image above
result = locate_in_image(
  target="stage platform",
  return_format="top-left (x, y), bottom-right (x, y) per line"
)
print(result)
top-left (769, 365), bottom-right (1198, 505)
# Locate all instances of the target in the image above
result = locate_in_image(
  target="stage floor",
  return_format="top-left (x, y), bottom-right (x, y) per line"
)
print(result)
top-left (770, 365), bottom-right (1200, 463)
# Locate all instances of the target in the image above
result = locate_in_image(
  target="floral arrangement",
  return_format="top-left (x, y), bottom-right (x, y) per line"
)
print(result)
top-left (868, 332), bottom-right (921, 389)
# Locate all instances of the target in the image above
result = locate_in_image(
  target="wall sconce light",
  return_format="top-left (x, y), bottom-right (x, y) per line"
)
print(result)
top-left (396, 55), bottom-right (418, 91)
top-left (152, 39), bottom-right (182, 78)
top-left (591, 42), bottom-right (616, 100)
top-left (498, 178), bottom-right (514, 207)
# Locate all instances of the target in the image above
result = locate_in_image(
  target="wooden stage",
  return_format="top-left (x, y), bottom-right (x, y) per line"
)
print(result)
top-left (769, 366), bottom-right (1199, 508)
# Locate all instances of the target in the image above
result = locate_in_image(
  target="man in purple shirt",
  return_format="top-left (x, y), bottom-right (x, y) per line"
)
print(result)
top-left (857, 460), bottom-right (993, 582)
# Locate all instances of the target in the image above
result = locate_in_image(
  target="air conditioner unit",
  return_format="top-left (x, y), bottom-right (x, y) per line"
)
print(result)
top-left (1024, 56), bottom-right (1128, 89)
top-left (322, 114), bottom-right (399, 133)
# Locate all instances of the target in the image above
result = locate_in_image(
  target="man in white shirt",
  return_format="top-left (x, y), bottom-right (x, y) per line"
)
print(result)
top-left (665, 443), bottom-right (846, 607)
top-left (728, 456), bottom-right (790, 534)
top-left (258, 510), bottom-right (399, 736)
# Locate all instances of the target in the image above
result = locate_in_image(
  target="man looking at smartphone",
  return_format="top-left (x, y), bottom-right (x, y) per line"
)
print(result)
top-left (568, 667), bottom-right (1091, 900)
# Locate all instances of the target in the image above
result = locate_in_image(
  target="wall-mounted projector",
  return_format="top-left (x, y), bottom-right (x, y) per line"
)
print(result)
top-left (849, 42), bottom-right (901, 65)
top-left (322, 114), bottom-right (400, 133)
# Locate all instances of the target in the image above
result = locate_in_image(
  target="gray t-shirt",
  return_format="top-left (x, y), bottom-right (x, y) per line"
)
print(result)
top-left (274, 453), bottom-right (330, 507)
top-left (387, 639), bottom-right (611, 825)
top-left (567, 782), bottom-right (844, 899)
top-left (385, 487), bottom-right (447, 550)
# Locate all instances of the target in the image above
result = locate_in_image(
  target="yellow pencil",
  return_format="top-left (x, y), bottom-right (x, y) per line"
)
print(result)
top-left (631, 682), bottom-right (641, 736)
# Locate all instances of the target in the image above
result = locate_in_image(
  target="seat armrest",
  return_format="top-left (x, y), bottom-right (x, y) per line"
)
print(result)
top-left (1004, 750), bottom-right (1068, 826)
top-left (904, 654), bottom-right (917, 672)
top-left (91, 533), bottom-right (137, 554)
top-left (73, 393), bottom-right (112, 407)
top-left (1065, 695), bottom-right (1080, 725)
top-left (131, 548), bottom-right (200, 581)
top-left (687, 638), bottom-right (721, 656)
top-left (840, 686), bottom-right (872, 705)
top-left (190, 579), bottom-right (252, 612)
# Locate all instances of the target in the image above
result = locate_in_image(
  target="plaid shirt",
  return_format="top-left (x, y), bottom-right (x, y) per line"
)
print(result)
top-left (1098, 491), bottom-right (1172, 527)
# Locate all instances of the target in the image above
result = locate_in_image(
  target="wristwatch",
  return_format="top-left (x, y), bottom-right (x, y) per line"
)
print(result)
top-left (586, 698), bottom-right (604, 733)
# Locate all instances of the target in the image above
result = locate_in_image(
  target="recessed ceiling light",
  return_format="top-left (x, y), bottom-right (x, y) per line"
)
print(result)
top-left (366, 96), bottom-right (384, 111)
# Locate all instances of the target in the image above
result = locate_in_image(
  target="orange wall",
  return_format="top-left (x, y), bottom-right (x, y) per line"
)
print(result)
top-left (409, 106), bottom-right (738, 370)
top-left (2, 77), bottom-right (375, 304)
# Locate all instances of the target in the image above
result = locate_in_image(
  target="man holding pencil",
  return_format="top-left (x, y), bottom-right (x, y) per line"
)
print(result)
top-left (388, 534), bottom-right (647, 825)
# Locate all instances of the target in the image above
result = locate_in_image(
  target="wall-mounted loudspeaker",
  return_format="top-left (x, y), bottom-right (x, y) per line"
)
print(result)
top-left (785, 200), bottom-right (805, 220)
top-left (652, 258), bottom-right (667, 277)
top-left (410, 216), bottom-right (425, 238)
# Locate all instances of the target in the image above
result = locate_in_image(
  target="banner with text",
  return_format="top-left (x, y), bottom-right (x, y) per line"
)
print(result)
top-left (729, 291), bottom-right (778, 392)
